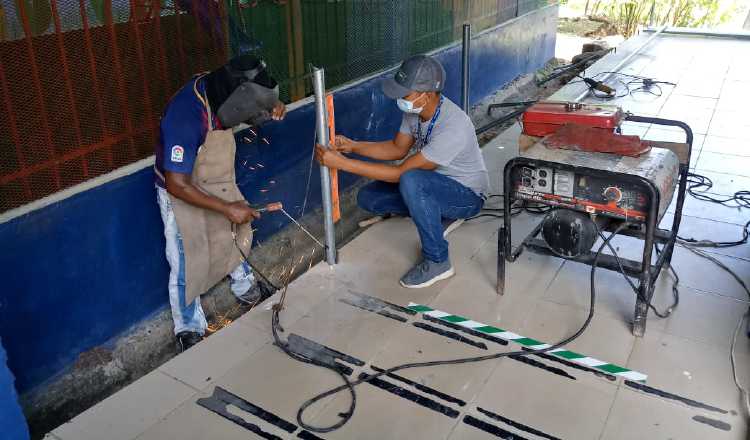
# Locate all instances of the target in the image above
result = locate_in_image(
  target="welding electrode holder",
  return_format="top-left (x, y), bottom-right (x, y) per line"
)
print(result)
top-left (251, 201), bottom-right (283, 213)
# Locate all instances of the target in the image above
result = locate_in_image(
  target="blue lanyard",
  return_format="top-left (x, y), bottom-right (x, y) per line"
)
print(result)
top-left (416, 95), bottom-right (444, 149)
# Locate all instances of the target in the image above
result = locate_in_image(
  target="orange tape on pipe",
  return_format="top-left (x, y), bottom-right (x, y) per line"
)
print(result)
top-left (326, 93), bottom-right (341, 223)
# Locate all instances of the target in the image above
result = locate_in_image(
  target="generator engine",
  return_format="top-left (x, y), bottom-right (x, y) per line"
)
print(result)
top-left (498, 101), bottom-right (693, 336)
top-left (514, 101), bottom-right (679, 256)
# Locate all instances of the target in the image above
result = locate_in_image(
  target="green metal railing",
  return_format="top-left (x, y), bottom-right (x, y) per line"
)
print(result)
top-left (228, 0), bottom-right (554, 102)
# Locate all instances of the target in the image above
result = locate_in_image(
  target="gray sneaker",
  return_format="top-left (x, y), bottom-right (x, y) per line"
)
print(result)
top-left (442, 218), bottom-right (465, 238)
top-left (400, 259), bottom-right (455, 289)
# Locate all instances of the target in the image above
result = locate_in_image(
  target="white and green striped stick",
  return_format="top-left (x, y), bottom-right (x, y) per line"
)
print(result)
top-left (407, 303), bottom-right (647, 382)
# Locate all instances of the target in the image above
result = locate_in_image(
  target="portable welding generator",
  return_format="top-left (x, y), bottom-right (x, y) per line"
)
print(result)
top-left (498, 101), bottom-right (694, 336)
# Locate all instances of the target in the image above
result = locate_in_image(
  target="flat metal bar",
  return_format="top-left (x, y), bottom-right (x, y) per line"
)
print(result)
top-left (524, 238), bottom-right (646, 278)
top-left (643, 26), bottom-right (750, 40)
top-left (311, 67), bottom-right (337, 265)
top-left (612, 226), bottom-right (672, 243)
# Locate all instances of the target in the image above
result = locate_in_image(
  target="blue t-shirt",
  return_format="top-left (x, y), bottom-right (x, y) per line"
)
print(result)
top-left (154, 77), bottom-right (221, 187)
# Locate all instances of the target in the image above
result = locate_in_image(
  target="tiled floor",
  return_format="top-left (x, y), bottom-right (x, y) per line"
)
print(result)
top-left (48, 33), bottom-right (750, 440)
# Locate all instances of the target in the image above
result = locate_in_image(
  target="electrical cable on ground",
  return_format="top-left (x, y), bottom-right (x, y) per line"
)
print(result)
top-left (677, 243), bottom-right (750, 416)
top-left (271, 223), bottom-right (629, 433)
top-left (571, 71), bottom-right (676, 100)
top-left (590, 220), bottom-right (678, 319)
top-left (666, 171), bottom-right (750, 416)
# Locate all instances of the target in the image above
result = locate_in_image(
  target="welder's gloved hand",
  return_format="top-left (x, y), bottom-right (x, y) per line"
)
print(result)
top-left (204, 54), bottom-right (282, 128)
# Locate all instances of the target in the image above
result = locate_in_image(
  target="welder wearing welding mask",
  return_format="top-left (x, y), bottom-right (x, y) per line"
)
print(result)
top-left (154, 54), bottom-right (285, 351)
top-left (316, 55), bottom-right (490, 289)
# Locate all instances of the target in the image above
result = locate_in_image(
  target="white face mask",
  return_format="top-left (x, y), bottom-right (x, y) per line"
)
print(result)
top-left (397, 93), bottom-right (426, 114)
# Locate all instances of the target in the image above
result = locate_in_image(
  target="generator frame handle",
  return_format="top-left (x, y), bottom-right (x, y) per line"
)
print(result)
top-left (497, 117), bottom-right (693, 337)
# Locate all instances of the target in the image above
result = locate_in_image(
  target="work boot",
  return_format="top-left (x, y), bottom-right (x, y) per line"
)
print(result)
top-left (176, 331), bottom-right (203, 352)
top-left (400, 259), bottom-right (455, 289)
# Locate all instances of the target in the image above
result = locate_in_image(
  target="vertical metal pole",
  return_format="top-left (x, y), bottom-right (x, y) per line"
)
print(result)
top-left (461, 23), bottom-right (471, 113)
top-left (312, 67), bottom-right (337, 265)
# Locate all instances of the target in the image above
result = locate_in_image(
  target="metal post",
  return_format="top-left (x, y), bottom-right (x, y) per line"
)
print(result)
top-left (461, 24), bottom-right (471, 113)
top-left (312, 67), bottom-right (337, 265)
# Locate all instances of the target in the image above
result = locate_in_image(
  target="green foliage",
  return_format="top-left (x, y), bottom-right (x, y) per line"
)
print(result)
top-left (582, 0), bottom-right (741, 35)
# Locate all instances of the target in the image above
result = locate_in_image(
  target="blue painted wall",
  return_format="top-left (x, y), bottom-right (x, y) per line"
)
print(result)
top-left (0, 5), bottom-right (556, 395)
top-left (0, 338), bottom-right (30, 440)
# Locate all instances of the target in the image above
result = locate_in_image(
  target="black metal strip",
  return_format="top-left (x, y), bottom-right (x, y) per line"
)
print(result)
top-left (346, 291), bottom-right (417, 315)
top-left (287, 333), bottom-right (365, 367)
top-left (197, 395), bottom-right (284, 439)
top-left (624, 381), bottom-right (728, 414)
top-left (338, 298), bottom-right (408, 322)
top-left (477, 407), bottom-right (562, 440)
top-left (208, 387), bottom-right (298, 433)
top-left (522, 348), bottom-right (616, 381)
top-left (463, 415), bottom-right (531, 439)
top-left (335, 362), bottom-right (353, 376)
top-left (358, 373), bottom-right (460, 418)
top-left (423, 314), bottom-right (509, 346)
top-left (692, 415), bottom-right (731, 431)
top-left (371, 365), bottom-right (466, 407)
top-left (412, 322), bottom-right (488, 350)
top-left (508, 354), bottom-right (576, 381)
top-left (297, 430), bottom-right (327, 439)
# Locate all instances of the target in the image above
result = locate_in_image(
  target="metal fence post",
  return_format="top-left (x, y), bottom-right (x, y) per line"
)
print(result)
top-left (312, 67), bottom-right (337, 265)
top-left (461, 23), bottom-right (471, 112)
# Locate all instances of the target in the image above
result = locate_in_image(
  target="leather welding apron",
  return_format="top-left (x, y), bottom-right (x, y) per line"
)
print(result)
top-left (169, 101), bottom-right (252, 306)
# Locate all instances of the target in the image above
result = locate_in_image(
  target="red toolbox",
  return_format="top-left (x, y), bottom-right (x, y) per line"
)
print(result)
top-left (522, 101), bottom-right (625, 137)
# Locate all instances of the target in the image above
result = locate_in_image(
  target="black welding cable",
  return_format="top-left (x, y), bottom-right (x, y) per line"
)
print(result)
top-left (231, 223), bottom-right (281, 291)
top-left (686, 172), bottom-right (750, 209)
top-left (284, 223), bottom-right (627, 433)
top-left (590, 220), bottom-right (678, 318)
top-left (678, 219), bottom-right (750, 248)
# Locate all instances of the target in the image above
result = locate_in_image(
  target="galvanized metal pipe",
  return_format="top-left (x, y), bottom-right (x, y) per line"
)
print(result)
top-left (312, 67), bottom-right (337, 265)
top-left (574, 25), bottom-right (667, 103)
top-left (643, 26), bottom-right (750, 40)
top-left (461, 23), bottom-right (471, 112)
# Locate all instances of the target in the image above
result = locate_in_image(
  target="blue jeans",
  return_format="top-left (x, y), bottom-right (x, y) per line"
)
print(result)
top-left (357, 169), bottom-right (483, 263)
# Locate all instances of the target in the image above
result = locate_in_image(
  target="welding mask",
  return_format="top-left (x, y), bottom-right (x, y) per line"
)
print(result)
top-left (204, 54), bottom-right (280, 128)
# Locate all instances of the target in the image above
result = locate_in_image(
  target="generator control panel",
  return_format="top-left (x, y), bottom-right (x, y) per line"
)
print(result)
top-left (511, 165), bottom-right (651, 221)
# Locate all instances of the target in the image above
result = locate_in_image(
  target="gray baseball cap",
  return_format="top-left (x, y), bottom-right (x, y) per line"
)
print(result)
top-left (381, 55), bottom-right (446, 99)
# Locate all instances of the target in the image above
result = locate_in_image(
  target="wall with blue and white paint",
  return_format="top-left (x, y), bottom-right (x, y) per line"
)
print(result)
top-left (0, 5), bottom-right (557, 403)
